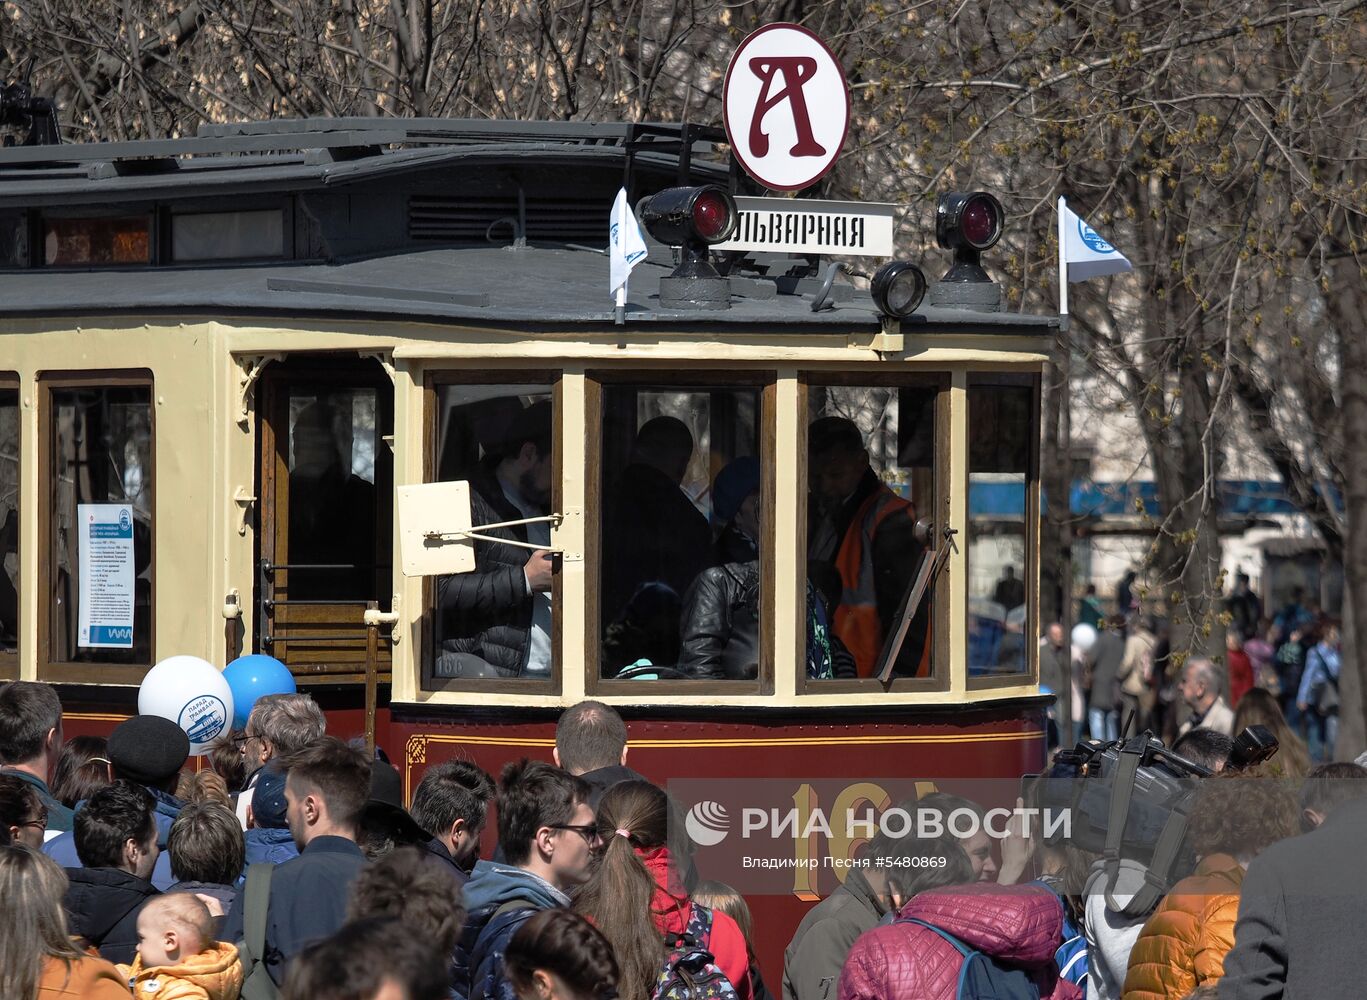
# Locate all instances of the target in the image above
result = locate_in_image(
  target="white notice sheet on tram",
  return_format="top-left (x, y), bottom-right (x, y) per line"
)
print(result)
top-left (77, 503), bottom-right (135, 648)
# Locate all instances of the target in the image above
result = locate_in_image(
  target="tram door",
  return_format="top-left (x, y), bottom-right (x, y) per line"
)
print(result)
top-left (256, 359), bottom-right (393, 679)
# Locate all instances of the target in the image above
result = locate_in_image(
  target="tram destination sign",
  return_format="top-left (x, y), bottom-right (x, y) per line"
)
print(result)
top-left (712, 196), bottom-right (895, 257)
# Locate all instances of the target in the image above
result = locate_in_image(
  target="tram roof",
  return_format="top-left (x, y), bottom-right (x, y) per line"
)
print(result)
top-left (0, 119), bottom-right (732, 200)
top-left (0, 117), bottom-right (1058, 331)
top-left (0, 241), bottom-right (1059, 329)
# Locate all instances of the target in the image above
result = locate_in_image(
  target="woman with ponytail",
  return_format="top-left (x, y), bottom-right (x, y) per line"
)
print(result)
top-left (575, 781), bottom-right (753, 1000)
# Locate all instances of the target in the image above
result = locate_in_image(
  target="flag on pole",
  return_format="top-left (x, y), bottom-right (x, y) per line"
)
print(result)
top-left (609, 187), bottom-right (648, 319)
top-left (1058, 197), bottom-right (1132, 322)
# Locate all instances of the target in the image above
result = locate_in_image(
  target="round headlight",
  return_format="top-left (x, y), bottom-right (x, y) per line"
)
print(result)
top-left (870, 261), bottom-right (927, 319)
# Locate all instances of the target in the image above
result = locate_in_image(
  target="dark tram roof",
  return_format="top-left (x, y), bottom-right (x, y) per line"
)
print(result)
top-left (0, 242), bottom-right (1059, 330)
top-left (0, 118), bottom-right (1057, 332)
top-left (0, 118), bottom-right (730, 202)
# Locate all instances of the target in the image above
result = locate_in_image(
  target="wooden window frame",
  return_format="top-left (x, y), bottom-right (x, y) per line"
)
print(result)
top-left (256, 361), bottom-right (395, 684)
top-left (421, 369), bottom-right (563, 696)
top-left (796, 372), bottom-right (953, 696)
top-left (964, 372), bottom-right (1042, 691)
top-left (0, 373), bottom-right (17, 679)
top-left (38, 371), bottom-right (156, 684)
top-left (585, 370), bottom-right (777, 698)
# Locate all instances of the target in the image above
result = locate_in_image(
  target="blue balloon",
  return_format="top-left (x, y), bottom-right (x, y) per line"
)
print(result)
top-left (223, 655), bottom-right (296, 729)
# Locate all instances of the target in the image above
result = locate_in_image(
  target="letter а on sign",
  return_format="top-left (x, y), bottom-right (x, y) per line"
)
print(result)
top-left (723, 23), bottom-right (850, 191)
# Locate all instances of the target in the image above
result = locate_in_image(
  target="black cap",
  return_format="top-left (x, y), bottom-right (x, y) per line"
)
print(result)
top-left (364, 759), bottom-right (431, 843)
top-left (109, 716), bottom-right (190, 786)
top-left (250, 761), bottom-right (289, 830)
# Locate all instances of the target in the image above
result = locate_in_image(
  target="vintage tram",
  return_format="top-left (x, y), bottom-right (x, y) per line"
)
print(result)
top-left (0, 118), bottom-right (1053, 974)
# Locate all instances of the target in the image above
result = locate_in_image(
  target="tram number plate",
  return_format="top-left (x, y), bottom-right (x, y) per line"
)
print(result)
top-left (712, 197), bottom-right (895, 257)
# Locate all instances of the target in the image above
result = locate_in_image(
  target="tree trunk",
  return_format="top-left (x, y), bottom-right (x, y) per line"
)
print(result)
top-left (1332, 255), bottom-right (1367, 759)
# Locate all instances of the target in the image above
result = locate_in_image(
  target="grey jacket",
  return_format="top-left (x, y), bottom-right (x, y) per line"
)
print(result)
top-left (1087, 630), bottom-right (1126, 712)
top-left (782, 870), bottom-right (881, 1000)
top-left (1221, 794), bottom-right (1367, 1000)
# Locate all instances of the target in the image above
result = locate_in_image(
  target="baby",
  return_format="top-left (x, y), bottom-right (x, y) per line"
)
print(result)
top-left (118, 893), bottom-right (245, 999)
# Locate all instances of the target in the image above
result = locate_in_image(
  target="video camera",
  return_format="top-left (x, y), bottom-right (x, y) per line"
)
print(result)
top-left (1038, 725), bottom-right (1278, 918)
top-left (0, 77), bottom-right (61, 147)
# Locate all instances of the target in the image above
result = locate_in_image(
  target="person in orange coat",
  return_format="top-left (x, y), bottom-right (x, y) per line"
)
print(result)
top-left (1120, 767), bottom-right (1301, 1000)
top-left (0, 844), bottom-right (128, 999)
top-left (117, 893), bottom-right (244, 1000)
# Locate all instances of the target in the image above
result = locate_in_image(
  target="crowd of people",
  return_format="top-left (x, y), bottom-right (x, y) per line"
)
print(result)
top-left (4, 676), bottom-right (1367, 1000)
top-left (1037, 575), bottom-right (1342, 763)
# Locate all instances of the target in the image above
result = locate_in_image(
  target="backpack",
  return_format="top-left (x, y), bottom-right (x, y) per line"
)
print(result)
top-left (651, 904), bottom-right (739, 1000)
top-left (898, 918), bottom-right (1041, 1000)
top-left (237, 862), bottom-right (280, 1000)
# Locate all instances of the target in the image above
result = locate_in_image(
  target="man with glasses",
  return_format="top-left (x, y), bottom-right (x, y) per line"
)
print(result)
top-left (455, 759), bottom-right (595, 1000)
top-left (233, 692), bottom-right (326, 829)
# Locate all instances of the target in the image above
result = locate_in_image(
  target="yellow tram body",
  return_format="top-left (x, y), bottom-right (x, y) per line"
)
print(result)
top-left (0, 119), bottom-right (1056, 973)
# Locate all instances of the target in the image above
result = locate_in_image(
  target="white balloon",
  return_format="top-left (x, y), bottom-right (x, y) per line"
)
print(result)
top-left (138, 655), bottom-right (235, 757)
top-left (1071, 623), bottom-right (1098, 653)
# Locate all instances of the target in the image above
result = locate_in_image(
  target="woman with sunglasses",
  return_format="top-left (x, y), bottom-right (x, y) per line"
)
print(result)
top-left (575, 781), bottom-right (752, 1000)
top-left (0, 774), bottom-right (46, 849)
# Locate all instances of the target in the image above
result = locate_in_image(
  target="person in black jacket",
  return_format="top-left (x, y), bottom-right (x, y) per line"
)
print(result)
top-left (679, 458), bottom-right (762, 680)
top-left (62, 779), bottom-right (161, 964)
top-left (437, 401), bottom-right (555, 678)
top-left (411, 759), bottom-right (496, 885)
top-left (600, 416), bottom-right (712, 669)
top-left (553, 701), bottom-right (648, 810)
top-left (287, 400), bottom-right (379, 602)
top-left (221, 736), bottom-right (371, 987)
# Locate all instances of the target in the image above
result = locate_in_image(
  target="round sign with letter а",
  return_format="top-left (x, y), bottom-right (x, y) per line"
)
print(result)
top-left (723, 23), bottom-right (850, 192)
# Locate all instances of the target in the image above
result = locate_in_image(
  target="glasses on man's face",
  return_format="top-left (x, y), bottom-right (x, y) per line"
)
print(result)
top-left (20, 813), bottom-right (47, 830)
top-left (549, 823), bottom-right (601, 846)
top-left (232, 732), bottom-right (257, 753)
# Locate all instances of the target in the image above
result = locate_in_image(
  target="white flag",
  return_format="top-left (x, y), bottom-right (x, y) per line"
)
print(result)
top-left (609, 187), bottom-right (648, 303)
top-left (1058, 197), bottom-right (1131, 320)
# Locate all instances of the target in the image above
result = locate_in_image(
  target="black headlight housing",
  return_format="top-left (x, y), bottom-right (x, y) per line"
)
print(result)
top-left (935, 191), bottom-right (1003, 283)
top-left (870, 261), bottom-right (926, 319)
top-left (639, 186), bottom-right (737, 249)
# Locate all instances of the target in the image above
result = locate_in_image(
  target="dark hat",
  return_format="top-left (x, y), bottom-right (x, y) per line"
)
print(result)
top-left (364, 759), bottom-right (431, 843)
top-left (712, 456), bottom-right (760, 526)
top-left (251, 761), bottom-right (289, 830)
top-left (502, 400), bottom-right (553, 456)
top-left (109, 716), bottom-right (190, 787)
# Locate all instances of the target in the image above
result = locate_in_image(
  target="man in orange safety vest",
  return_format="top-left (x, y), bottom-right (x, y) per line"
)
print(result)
top-left (807, 416), bottom-right (928, 678)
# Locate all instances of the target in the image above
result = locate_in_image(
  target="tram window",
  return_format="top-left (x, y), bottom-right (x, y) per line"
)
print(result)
top-left (42, 216), bottom-right (152, 267)
top-left (0, 384), bottom-right (17, 658)
top-left (806, 385), bottom-right (937, 680)
top-left (172, 210), bottom-right (284, 261)
top-left (598, 384), bottom-right (764, 681)
top-left (283, 388), bottom-right (385, 602)
top-left (46, 383), bottom-right (154, 667)
top-left (0, 214), bottom-right (25, 267)
top-left (433, 383), bottom-right (556, 682)
top-left (967, 380), bottom-right (1035, 677)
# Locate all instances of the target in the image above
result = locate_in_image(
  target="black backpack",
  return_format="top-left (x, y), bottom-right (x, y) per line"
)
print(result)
top-left (898, 918), bottom-right (1040, 1000)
